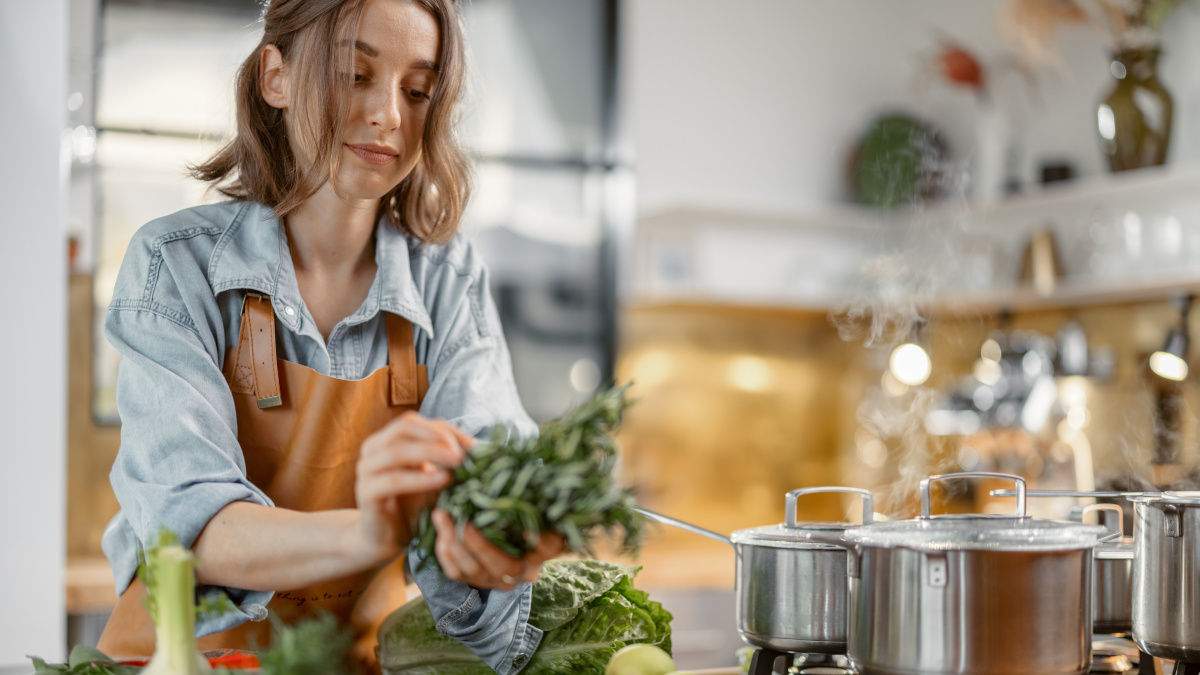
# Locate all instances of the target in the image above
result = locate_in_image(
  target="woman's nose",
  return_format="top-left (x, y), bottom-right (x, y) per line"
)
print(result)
top-left (368, 87), bottom-right (402, 131)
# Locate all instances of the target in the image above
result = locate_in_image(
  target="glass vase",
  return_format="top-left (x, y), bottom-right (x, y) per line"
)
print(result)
top-left (1097, 47), bottom-right (1174, 172)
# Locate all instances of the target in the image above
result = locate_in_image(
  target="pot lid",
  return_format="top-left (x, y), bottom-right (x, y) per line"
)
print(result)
top-left (844, 514), bottom-right (1106, 552)
top-left (729, 486), bottom-right (875, 550)
top-left (730, 521), bottom-right (854, 550)
top-left (1096, 536), bottom-right (1134, 559)
top-left (1140, 490), bottom-right (1200, 505)
top-left (841, 472), bottom-right (1105, 552)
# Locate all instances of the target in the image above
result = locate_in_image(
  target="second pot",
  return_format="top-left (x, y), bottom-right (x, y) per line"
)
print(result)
top-left (1083, 504), bottom-right (1134, 635)
top-left (636, 486), bottom-right (873, 655)
top-left (1132, 492), bottom-right (1200, 662)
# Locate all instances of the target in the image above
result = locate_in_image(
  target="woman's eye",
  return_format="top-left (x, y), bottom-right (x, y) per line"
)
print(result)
top-left (354, 73), bottom-right (366, 83)
top-left (406, 88), bottom-right (430, 101)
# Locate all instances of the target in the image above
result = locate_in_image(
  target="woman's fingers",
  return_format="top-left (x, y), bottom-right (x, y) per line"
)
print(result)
top-left (521, 533), bottom-right (565, 582)
top-left (443, 423), bottom-right (478, 452)
top-left (357, 467), bottom-right (449, 507)
top-left (357, 438), bottom-right (461, 475)
top-left (432, 510), bottom-right (463, 581)
top-left (461, 523), bottom-right (524, 582)
top-left (433, 510), bottom-right (498, 587)
top-left (365, 415), bottom-right (465, 460)
top-left (432, 510), bottom-right (522, 591)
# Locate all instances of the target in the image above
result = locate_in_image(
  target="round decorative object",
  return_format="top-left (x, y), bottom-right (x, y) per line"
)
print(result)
top-left (851, 113), bottom-right (949, 209)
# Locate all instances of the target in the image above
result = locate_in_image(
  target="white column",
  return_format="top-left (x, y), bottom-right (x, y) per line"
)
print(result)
top-left (0, 0), bottom-right (69, 668)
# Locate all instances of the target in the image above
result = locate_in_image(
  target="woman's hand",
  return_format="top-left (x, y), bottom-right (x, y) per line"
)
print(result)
top-left (431, 508), bottom-right (566, 591)
top-left (354, 411), bottom-right (475, 564)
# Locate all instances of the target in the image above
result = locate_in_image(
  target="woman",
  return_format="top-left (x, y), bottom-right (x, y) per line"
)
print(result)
top-left (95, 1), bottom-right (560, 672)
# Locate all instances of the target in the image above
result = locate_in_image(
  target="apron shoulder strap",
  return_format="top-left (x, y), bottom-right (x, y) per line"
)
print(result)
top-left (229, 293), bottom-right (282, 409)
top-left (385, 313), bottom-right (420, 407)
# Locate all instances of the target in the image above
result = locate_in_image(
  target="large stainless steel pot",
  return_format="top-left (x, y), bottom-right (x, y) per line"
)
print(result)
top-left (1082, 504), bottom-right (1134, 635)
top-left (804, 472), bottom-right (1104, 675)
top-left (1130, 492), bottom-right (1200, 662)
top-left (636, 486), bottom-right (873, 655)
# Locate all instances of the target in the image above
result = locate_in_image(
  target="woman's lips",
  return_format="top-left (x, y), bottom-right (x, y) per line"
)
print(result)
top-left (346, 144), bottom-right (398, 165)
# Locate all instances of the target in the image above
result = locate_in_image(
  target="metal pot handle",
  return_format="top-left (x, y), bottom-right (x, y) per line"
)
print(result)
top-left (631, 507), bottom-right (735, 549)
top-left (785, 487), bottom-right (874, 528)
top-left (1081, 503), bottom-right (1125, 537)
top-left (921, 472), bottom-right (1027, 519)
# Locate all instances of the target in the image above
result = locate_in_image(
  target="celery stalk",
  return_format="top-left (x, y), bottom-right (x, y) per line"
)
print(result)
top-left (137, 530), bottom-right (215, 675)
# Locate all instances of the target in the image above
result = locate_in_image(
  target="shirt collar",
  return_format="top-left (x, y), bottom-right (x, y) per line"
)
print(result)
top-left (208, 201), bottom-right (434, 338)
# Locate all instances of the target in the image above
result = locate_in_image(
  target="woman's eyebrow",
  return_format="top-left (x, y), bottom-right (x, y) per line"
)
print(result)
top-left (349, 40), bottom-right (439, 72)
top-left (354, 40), bottom-right (379, 57)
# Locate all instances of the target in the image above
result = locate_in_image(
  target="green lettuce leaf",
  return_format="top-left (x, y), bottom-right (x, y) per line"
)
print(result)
top-left (379, 560), bottom-right (672, 675)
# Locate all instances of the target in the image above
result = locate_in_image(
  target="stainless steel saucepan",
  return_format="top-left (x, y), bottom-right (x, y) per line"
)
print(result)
top-left (1128, 491), bottom-right (1200, 663)
top-left (1082, 504), bottom-right (1134, 635)
top-left (635, 486), bottom-right (873, 655)
top-left (801, 472), bottom-right (1103, 675)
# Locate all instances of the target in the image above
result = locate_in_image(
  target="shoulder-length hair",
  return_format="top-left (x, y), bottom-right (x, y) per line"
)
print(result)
top-left (192, 0), bottom-right (470, 244)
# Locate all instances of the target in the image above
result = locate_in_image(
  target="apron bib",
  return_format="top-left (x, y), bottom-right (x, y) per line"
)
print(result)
top-left (98, 294), bottom-right (428, 666)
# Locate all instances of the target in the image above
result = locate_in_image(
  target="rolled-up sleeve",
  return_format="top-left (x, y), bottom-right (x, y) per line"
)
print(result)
top-left (101, 227), bottom-right (273, 635)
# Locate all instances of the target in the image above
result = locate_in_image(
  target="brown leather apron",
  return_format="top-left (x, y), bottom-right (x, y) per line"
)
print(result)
top-left (98, 294), bottom-right (428, 665)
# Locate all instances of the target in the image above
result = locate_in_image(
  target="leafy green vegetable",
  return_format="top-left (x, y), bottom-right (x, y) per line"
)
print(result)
top-left (260, 612), bottom-right (353, 675)
top-left (378, 560), bottom-right (673, 675)
top-left (414, 385), bottom-right (644, 564)
top-left (29, 645), bottom-right (141, 675)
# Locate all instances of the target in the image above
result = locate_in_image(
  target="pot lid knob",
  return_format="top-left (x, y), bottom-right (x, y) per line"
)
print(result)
top-left (920, 472), bottom-right (1027, 519)
top-left (785, 486), bottom-right (874, 528)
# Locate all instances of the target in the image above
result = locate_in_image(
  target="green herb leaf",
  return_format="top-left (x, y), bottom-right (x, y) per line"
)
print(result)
top-left (413, 384), bottom-right (645, 567)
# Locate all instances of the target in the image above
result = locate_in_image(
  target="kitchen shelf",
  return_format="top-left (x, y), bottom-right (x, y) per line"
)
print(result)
top-left (927, 275), bottom-right (1200, 316)
top-left (633, 162), bottom-right (1200, 316)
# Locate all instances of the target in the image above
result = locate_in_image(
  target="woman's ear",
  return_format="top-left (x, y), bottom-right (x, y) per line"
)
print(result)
top-left (259, 44), bottom-right (287, 110)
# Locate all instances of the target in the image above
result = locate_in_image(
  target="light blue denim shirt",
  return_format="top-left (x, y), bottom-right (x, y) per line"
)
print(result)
top-left (102, 200), bottom-right (541, 674)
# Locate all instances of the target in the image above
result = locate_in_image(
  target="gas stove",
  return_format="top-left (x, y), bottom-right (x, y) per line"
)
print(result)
top-left (741, 638), bottom-right (1169, 675)
top-left (746, 649), bottom-right (853, 675)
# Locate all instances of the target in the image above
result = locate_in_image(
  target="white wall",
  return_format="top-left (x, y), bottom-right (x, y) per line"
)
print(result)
top-left (626, 0), bottom-right (1200, 215)
top-left (0, 0), bottom-right (69, 668)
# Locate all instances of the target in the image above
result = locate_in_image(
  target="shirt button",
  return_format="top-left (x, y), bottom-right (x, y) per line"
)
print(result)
top-left (513, 653), bottom-right (528, 668)
top-left (284, 306), bottom-right (295, 316)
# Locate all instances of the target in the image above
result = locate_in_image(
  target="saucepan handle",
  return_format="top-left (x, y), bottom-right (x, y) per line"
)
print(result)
top-left (921, 472), bottom-right (1026, 519)
top-left (1081, 503), bottom-right (1125, 537)
top-left (632, 506), bottom-right (735, 549)
top-left (785, 487), bottom-right (874, 528)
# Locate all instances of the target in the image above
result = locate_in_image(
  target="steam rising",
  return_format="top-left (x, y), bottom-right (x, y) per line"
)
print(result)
top-left (831, 128), bottom-right (980, 515)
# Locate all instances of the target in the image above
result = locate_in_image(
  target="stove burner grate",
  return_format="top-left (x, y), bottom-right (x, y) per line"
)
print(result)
top-left (747, 648), bottom-right (852, 675)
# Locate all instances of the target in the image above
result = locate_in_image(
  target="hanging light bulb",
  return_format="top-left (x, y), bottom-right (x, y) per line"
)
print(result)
top-left (1150, 330), bottom-right (1189, 381)
top-left (890, 342), bottom-right (932, 386)
top-left (1151, 295), bottom-right (1192, 382)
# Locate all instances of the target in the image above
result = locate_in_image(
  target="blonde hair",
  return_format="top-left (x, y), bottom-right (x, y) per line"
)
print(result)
top-left (192, 0), bottom-right (470, 244)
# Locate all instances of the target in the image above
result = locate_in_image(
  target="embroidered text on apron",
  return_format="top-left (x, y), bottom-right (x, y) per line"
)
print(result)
top-left (98, 294), bottom-right (429, 664)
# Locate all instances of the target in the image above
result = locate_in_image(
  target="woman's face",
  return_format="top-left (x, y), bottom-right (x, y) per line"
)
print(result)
top-left (335, 0), bottom-right (440, 201)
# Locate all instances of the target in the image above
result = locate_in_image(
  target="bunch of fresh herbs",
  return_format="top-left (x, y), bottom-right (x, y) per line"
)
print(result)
top-left (414, 384), bottom-right (643, 564)
top-left (259, 612), bottom-right (353, 675)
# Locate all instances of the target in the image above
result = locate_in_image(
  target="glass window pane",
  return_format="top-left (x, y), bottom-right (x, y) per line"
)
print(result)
top-left (460, 0), bottom-right (606, 160)
top-left (97, 2), bottom-right (261, 136)
top-left (465, 164), bottom-right (608, 421)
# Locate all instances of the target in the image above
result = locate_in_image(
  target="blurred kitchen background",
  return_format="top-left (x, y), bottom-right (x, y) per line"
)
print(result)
top-left (4, 0), bottom-right (1200, 670)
